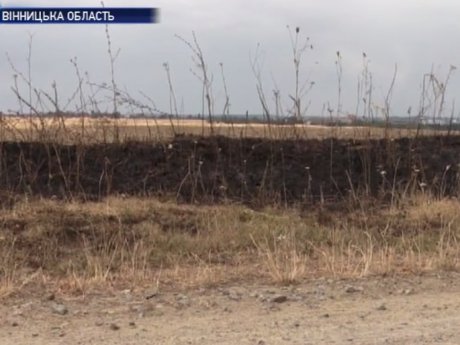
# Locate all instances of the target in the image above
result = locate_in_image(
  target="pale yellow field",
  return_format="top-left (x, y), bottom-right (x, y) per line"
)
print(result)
top-left (0, 116), bottom-right (454, 143)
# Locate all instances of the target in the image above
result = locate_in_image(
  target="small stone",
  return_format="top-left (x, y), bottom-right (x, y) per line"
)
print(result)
top-left (51, 303), bottom-right (68, 316)
top-left (176, 293), bottom-right (188, 301)
top-left (129, 321), bottom-right (136, 327)
top-left (377, 303), bottom-right (387, 311)
top-left (228, 291), bottom-right (242, 301)
top-left (152, 309), bottom-right (164, 317)
top-left (32, 333), bottom-right (39, 337)
top-left (12, 309), bottom-right (23, 317)
top-left (322, 313), bottom-right (330, 318)
top-left (45, 293), bottom-right (55, 301)
top-left (110, 323), bottom-right (120, 331)
top-left (268, 304), bottom-right (281, 312)
top-left (196, 287), bottom-right (206, 295)
top-left (176, 294), bottom-right (190, 308)
top-left (222, 287), bottom-right (245, 301)
top-left (11, 321), bottom-right (18, 327)
top-left (257, 295), bottom-right (268, 303)
top-left (121, 289), bottom-right (133, 301)
top-left (345, 285), bottom-right (363, 293)
top-left (145, 291), bottom-right (158, 300)
top-left (271, 295), bottom-right (288, 303)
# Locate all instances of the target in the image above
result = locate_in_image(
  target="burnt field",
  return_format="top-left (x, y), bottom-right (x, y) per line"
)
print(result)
top-left (0, 134), bottom-right (459, 205)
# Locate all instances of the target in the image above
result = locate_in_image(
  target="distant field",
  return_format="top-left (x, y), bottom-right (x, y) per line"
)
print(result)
top-left (0, 116), bottom-right (455, 143)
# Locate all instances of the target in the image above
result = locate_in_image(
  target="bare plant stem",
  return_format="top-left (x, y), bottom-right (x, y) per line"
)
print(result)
top-left (335, 51), bottom-right (343, 118)
top-left (287, 26), bottom-right (313, 121)
top-left (219, 62), bottom-right (230, 116)
top-left (27, 33), bottom-right (34, 115)
top-left (176, 32), bottom-right (214, 134)
top-left (384, 64), bottom-right (398, 140)
top-left (250, 43), bottom-right (271, 137)
top-left (162, 62), bottom-right (178, 135)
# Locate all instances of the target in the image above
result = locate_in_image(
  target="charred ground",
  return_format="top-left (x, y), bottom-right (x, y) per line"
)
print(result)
top-left (0, 135), bottom-right (459, 205)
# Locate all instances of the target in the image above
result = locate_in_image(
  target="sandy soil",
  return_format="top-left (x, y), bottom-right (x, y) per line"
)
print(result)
top-left (1, 273), bottom-right (459, 345)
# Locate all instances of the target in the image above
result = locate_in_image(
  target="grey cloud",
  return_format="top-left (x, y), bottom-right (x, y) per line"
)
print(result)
top-left (1, 0), bottom-right (460, 118)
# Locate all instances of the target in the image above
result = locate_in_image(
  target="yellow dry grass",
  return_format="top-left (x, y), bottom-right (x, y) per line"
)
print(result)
top-left (0, 195), bottom-right (459, 296)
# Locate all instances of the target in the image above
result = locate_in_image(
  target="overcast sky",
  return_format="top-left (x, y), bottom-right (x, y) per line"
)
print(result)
top-left (1, 0), bottom-right (460, 118)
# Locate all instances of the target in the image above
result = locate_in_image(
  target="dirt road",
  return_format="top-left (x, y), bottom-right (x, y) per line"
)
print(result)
top-left (1, 273), bottom-right (459, 344)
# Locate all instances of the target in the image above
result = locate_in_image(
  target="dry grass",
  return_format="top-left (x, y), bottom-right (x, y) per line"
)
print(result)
top-left (251, 230), bottom-right (307, 285)
top-left (0, 195), bottom-right (458, 297)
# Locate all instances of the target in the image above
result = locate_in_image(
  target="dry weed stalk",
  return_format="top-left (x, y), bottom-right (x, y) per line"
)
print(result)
top-left (176, 32), bottom-right (215, 134)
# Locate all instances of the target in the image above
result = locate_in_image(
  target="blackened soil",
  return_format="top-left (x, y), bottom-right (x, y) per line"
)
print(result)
top-left (0, 135), bottom-right (459, 206)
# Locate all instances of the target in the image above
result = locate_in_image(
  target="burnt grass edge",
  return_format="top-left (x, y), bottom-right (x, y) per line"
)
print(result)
top-left (0, 134), bottom-right (459, 207)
